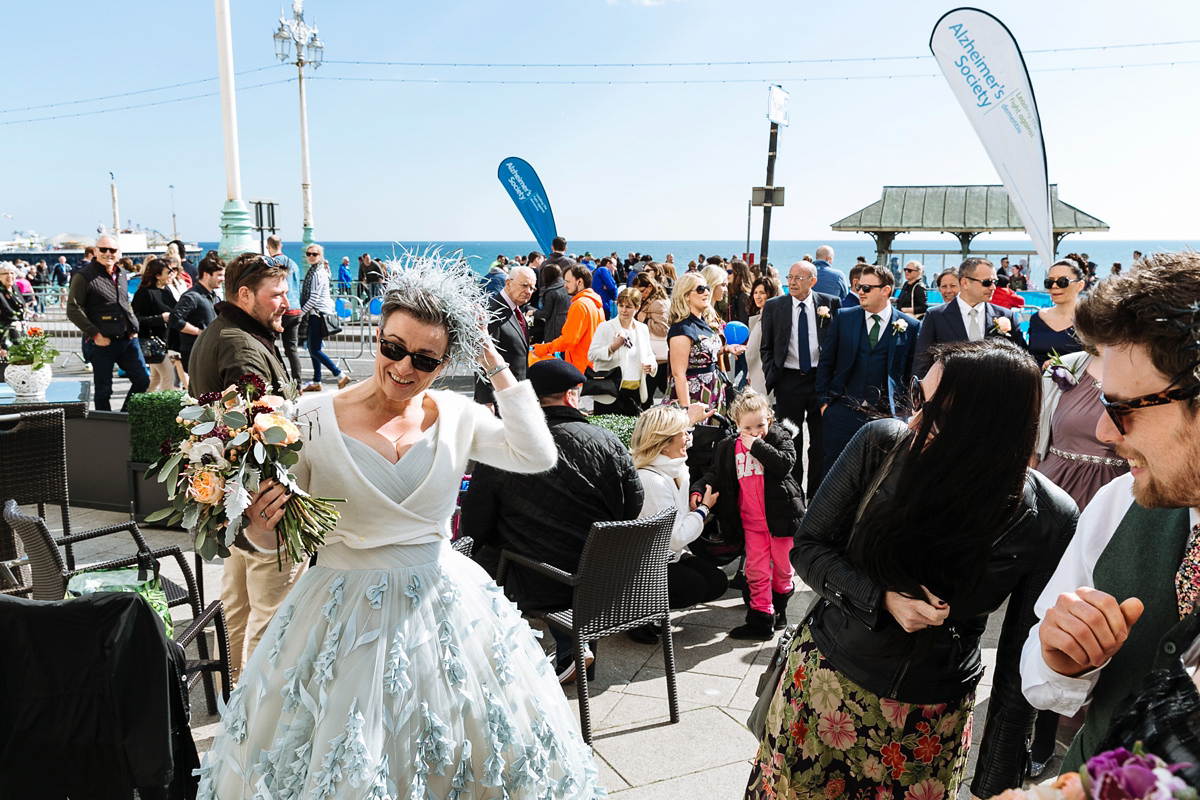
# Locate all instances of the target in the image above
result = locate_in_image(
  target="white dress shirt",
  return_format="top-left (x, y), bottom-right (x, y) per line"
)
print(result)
top-left (1020, 472), bottom-right (1200, 714)
top-left (862, 303), bottom-right (892, 339)
top-left (783, 292), bottom-right (820, 370)
top-left (956, 296), bottom-right (987, 341)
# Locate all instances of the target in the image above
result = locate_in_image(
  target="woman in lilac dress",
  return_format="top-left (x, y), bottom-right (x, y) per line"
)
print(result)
top-left (1026, 344), bottom-right (1128, 777)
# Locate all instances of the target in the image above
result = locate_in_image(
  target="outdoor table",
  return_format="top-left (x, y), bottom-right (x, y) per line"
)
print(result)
top-left (0, 380), bottom-right (92, 419)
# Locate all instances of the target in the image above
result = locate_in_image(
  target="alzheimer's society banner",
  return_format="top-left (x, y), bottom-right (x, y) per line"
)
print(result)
top-left (930, 8), bottom-right (1054, 269)
top-left (497, 157), bottom-right (558, 257)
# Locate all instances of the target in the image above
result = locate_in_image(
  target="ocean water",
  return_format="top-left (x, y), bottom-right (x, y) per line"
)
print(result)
top-left (199, 238), bottom-right (1194, 284)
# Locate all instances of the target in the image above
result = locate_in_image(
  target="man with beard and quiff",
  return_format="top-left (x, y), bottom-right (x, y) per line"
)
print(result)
top-left (187, 251), bottom-right (299, 681)
top-left (1021, 253), bottom-right (1200, 771)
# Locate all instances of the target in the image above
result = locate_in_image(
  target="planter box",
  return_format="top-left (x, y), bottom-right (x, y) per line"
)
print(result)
top-left (128, 461), bottom-right (174, 523)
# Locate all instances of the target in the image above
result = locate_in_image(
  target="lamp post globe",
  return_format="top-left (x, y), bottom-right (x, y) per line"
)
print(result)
top-left (273, 1), bottom-right (324, 248)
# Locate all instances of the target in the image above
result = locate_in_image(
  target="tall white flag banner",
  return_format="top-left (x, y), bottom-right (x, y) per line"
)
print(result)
top-left (930, 8), bottom-right (1054, 269)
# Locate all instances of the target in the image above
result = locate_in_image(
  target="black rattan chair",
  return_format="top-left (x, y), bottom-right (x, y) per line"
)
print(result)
top-left (2, 499), bottom-right (230, 713)
top-left (496, 507), bottom-right (679, 744)
top-left (0, 409), bottom-right (74, 594)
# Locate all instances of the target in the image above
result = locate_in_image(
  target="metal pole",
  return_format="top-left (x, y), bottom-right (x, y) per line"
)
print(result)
top-left (298, 61), bottom-right (314, 247)
top-left (758, 122), bottom-right (779, 268)
top-left (169, 185), bottom-right (177, 240)
top-left (213, 0), bottom-right (255, 259)
top-left (110, 174), bottom-right (120, 234)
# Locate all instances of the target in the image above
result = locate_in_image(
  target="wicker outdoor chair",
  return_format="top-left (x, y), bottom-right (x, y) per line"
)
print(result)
top-left (496, 507), bottom-right (679, 744)
top-left (2, 499), bottom-right (230, 713)
top-left (0, 409), bottom-right (74, 595)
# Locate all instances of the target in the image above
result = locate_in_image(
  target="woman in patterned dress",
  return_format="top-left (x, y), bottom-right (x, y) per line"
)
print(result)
top-left (746, 339), bottom-right (1078, 800)
top-left (664, 271), bottom-right (745, 413)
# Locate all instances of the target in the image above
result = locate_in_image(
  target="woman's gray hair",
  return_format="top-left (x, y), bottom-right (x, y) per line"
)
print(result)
top-left (381, 249), bottom-right (491, 374)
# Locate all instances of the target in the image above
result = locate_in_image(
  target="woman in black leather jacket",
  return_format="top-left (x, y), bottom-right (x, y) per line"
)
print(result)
top-left (746, 339), bottom-right (1078, 800)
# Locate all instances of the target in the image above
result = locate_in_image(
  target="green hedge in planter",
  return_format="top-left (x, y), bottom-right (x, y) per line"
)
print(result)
top-left (127, 390), bottom-right (189, 463)
top-left (588, 414), bottom-right (637, 451)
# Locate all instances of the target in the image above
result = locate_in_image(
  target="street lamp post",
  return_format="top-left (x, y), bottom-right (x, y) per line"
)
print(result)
top-left (273, 1), bottom-right (324, 248)
top-left (169, 184), bottom-right (178, 240)
top-left (213, 0), bottom-right (256, 260)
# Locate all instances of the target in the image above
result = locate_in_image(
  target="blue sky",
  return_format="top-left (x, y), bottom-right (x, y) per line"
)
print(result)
top-left (2, 1), bottom-right (1197, 243)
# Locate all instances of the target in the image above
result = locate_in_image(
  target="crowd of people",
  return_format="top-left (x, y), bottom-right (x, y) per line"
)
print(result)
top-left (8, 234), bottom-right (1198, 800)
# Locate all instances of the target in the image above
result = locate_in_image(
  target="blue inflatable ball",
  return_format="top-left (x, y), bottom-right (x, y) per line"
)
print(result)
top-left (724, 321), bottom-right (749, 345)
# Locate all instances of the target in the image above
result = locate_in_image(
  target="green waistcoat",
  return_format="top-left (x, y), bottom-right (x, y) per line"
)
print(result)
top-left (1061, 502), bottom-right (1191, 771)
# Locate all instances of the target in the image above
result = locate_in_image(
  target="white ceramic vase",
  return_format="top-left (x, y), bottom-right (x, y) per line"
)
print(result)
top-left (5, 363), bottom-right (52, 398)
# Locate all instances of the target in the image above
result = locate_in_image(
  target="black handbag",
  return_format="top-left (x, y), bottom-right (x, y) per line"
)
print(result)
top-left (581, 366), bottom-right (621, 397)
top-left (320, 312), bottom-right (343, 337)
top-left (140, 335), bottom-right (168, 364)
top-left (1097, 609), bottom-right (1200, 784)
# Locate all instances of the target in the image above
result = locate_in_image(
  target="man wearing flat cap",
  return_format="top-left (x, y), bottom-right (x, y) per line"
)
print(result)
top-left (461, 359), bottom-right (643, 684)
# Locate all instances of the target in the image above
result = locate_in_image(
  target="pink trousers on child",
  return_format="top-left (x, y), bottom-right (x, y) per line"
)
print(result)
top-left (744, 530), bottom-right (795, 615)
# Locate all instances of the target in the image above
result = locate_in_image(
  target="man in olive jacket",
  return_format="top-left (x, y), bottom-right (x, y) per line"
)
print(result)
top-left (187, 252), bottom-right (298, 681)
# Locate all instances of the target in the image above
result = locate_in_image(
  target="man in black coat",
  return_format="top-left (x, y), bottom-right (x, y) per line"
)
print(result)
top-left (461, 359), bottom-right (643, 683)
top-left (474, 266), bottom-right (534, 409)
top-left (759, 260), bottom-right (841, 498)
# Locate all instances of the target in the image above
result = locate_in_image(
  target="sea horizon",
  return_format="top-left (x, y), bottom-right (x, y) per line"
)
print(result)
top-left (201, 237), bottom-right (1195, 282)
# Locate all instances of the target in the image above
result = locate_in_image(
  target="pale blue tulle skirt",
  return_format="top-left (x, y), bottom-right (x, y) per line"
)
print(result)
top-left (197, 539), bottom-right (603, 799)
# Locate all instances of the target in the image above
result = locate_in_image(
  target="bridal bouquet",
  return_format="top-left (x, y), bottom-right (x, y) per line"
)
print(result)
top-left (986, 744), bottom-right (1193, 800)
top-left (144, 374), bottom-right (343, 567)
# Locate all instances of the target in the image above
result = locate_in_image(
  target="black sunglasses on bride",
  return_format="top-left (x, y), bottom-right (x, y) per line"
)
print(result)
top-left (378, 335), bottom-right (448, 372)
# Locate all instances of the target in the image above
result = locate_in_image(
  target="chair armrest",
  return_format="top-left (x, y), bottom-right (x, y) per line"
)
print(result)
top-left (175, 600), bottom-right (222, 650)
top-left (497, 549), bottom-right (577, 588)
top-left (57, 520), bottom-right (151, 552)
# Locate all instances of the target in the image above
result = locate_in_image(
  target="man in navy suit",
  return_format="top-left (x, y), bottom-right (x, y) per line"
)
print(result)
top-left (914, 256), bottom-right (1028, 375)
top-left (816, 264), bottom-right (921, 471)
top-left (760, 261), bottom-right (841, 498)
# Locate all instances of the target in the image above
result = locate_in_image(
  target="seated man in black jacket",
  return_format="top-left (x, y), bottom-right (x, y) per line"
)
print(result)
top-left (462, 359), bottom-right (643, 684)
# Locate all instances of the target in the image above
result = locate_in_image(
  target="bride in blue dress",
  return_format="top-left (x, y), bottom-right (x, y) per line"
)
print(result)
top-left (197, 257), bottom-right (603, 799)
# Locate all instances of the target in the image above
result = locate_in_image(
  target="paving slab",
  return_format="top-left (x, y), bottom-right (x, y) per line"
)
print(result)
top-left (623, 665), bottom-right (744, 708)
top-left (592, 706), bottom-right (758, 786)
top-left (608, 760), bottom-right (754, 798)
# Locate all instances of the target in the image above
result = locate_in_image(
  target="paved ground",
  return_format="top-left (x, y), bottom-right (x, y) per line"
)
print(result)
top-left (42, 503), bottom-right (1077, 799)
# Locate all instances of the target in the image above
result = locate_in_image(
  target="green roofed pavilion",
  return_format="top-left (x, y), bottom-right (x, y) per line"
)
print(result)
top-left (831, 185), bottom-right (1109, 264)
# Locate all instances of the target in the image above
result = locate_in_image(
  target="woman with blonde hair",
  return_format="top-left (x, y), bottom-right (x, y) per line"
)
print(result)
top-left (628, 404), bottom-right (729, 642)
top-left (700, 263), bottom-right (730, 322)
top-left (665, 272), bottom-right (744, 411)
top-left (587, 287), bottom-right (657, 415)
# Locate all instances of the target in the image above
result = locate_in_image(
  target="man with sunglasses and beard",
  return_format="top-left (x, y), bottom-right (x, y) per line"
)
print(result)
top-left (66, 234), bottom-right (150, 411)
top-left (1021, 253), bottom-right (1200, 772)
top-left (914, 256), bottom-right (1027, 376)
top-left (187, 252), bottom-right (298, 682)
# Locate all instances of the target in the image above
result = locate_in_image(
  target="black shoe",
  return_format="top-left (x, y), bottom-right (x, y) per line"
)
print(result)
top-left (729, 609), bottom-right (776, 641)
top-left (627, 623), bottom-right (660, 645)
top-left (772, 589), bottom-right (795, 630)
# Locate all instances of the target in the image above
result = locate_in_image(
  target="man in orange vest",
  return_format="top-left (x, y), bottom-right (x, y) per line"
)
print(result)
top-left (532, 262), bottom-right (604, 372)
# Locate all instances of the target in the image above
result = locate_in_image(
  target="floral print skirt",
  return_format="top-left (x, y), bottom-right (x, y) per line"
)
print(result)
top-left (745, 626), bottom-right (974, 800)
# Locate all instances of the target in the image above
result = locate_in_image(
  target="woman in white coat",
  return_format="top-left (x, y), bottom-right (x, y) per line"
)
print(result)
top-left (625, 404), bottom-right (730, 643)
top-left (587, 287), bottom-right (657, 416)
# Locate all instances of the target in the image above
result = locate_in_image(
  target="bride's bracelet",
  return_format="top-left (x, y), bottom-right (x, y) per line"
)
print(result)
top-left (483, 361), bottom-right (509, 380)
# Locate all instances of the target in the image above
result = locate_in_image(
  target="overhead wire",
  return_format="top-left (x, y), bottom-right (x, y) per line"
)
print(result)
top-left (0, 64), bottom-right (286, 115)
top-left (0, 78), bottom-right (295, 126)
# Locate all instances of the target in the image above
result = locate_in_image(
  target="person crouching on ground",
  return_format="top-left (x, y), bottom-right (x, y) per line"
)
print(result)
top-left (696, 390), bottom-right (805, 640)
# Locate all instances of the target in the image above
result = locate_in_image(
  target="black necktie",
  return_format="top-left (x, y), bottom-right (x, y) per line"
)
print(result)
top-left (797, 301), bottom-right (811, 372)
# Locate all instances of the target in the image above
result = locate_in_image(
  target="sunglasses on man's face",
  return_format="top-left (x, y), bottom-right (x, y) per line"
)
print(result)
top-left (962, 275), bottom-right (996, 288)
top-left (854, 283), bottom-right (885, 293)
top-left (97, 247), bottom-right (118, 254)
top-left (378, 336), bottom-right (448, 372)
top-left (1099, 384), bottom-right (1200, 435)
top-left (1044, 277), bottom-right (1080, 290)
